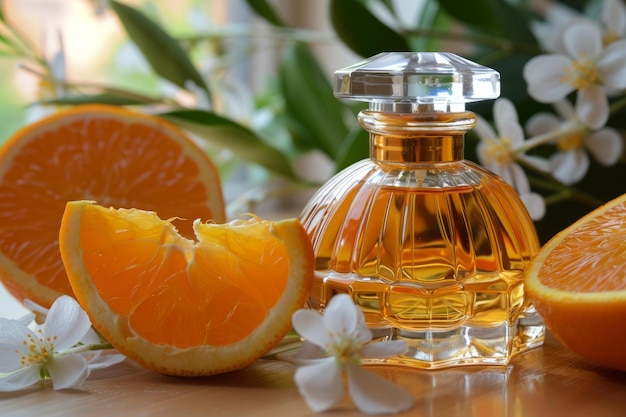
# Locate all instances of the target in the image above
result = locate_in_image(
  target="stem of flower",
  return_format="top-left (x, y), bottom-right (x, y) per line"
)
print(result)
top-left (179, 24), bottom-right (335, 46)
top-left (404, 27), bottom-right (543, 56)
top-left (59, 343), bottom-right (115, 356)
top-left (39, 366), bottom-right (51, 381)
top-left (609, 95), bottom-right (626, 115)
top-left (17, 63), bottom-right (175, 106)
top-left (516, 120), bottom-right (582, 153)
top-left (527, 176), bottom-right (605, 207)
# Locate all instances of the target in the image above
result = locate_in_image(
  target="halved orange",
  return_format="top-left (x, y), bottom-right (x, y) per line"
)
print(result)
top-left (525, 193), bottom-right (626, 371)
top-left (0, 104), bottom-right (225, 308)
top-left (59, 200), bottom-right (314, 376)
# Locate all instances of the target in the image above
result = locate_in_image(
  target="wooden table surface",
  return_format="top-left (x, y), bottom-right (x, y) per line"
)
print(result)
top-left (2, 332), bottom-right (626, 417)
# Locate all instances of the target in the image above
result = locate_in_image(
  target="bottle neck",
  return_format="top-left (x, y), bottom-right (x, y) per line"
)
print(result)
top-left (358, 110), bottom-right (476, 164)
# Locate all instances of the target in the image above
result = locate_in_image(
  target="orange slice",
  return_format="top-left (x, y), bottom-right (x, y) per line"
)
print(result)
top-left (59, 200), bottom-right (314, 376)
top-left (525, 193), bottom-right (626, 371)
top-left (0, 104), bottom-right (225, 308)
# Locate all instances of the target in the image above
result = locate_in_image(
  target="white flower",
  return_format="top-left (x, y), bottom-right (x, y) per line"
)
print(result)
top-left (601, 0), bottom-right (626, 45)
top-left (523, 19), bottom-right (626, 129)
top-left (290, 294), bottom-right (413, 415)
top-left (0, 295), bottom-right (121, 392)
top-left (474, 98), bottom-right (548, 220)
top-left (529, 2), bottom-right (581, 53)
top-left (525, 100), bottom-right (623, 185)
top-left (22, 298), bottom-right (126, 371)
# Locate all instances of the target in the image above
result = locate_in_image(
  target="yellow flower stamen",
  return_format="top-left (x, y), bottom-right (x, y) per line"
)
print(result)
top-left (603, 31), bottom-right (620, 47)
top-left (326, 331), bottom-right (364, 367)
top-left (18, 329), bottom-right (55, 367)
top-left (561, 58), bottom-right (599, 91)
top-left (557, 131), bottom-right (584, 151)
top-left (484, 136), bottom-right (515, 165)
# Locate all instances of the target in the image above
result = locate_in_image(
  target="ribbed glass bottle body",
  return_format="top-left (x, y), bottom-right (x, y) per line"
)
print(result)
top-left (299, 112), bottom-right (544, 368)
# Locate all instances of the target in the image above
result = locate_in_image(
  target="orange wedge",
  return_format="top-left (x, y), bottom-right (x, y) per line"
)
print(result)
top-left (525, 193), bottom-right (626, 371)
top-left (0, 104), bottom-right (225, 308)
top-left (59, 200), bottom-right (314, 376)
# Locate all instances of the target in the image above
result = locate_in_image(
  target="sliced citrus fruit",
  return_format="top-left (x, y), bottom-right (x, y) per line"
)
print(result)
top-left (59, 200), bottom-right (314, 376)
top-left (0, 104), bottom-right (225, 308)
top-left (525, 193), bottom-right (626, 371)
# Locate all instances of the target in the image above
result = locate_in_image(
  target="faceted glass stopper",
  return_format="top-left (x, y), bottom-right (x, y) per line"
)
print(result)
top-left (334, 52), bottom-right (500, 112)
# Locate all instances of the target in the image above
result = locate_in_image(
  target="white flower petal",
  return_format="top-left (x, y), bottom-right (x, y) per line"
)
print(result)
top-left (292, 309), bottom-right (331, 348)
top-left (585, 128), bottom-right (624, 166)
top-left (534, 6), bottom-right (583, 53)
top-left (352, 320), bottom-right (373, 345)
top-left (518, 154), bottom-right (552, 173)
top-left (483, 160), bottom-right (506, 179)
top-left (361, 340), bottom-right (407, 359)
top-left (475, 142), bottom-right (491, 167)
top-left (520, 193), bottom-right (546, 221)
top-left (525, 112), bottom-right (561, 136)
top-left (80, 328), bottom-right (103, 345)
top-left (523, 55), bottom-right (574, 102)
top-left (551, 150), bottom-right (589, 184)
top-left (290, 340), bottom-right (325, 361)
top-left (277, 350), bottom-right (326, 367)
top-left (597, 40), bottom-right (626, 89)
top-left (509, 163), bottom-right (531, 195)
top-left (563, 20), bottom-right (603, 59)
top-left (553, 99), bottom-right (576, 120)
top-left (602, 0), bottom-right (626, 37)
top-left (0, 366), bottom-right (40, 392)
top-left (44, 296), bottom-right (91, 352)
top-left (575, 86), bottom-right (609, 129)
top-left (474, 114), bottom-right (497, 141)
top-left (15, 313), bottom-right (36, 328)
top-left (346, 366), bottom-right (413, 415)
top-left (493, 98), bottom-right (519, 132)
top-left (0, 316), bottom-right (33, 345)
top-left (323, 294), bottom-right (360, 335)
top-left (47, 354), bottom-right (89, 390)
top-left (0, 319), bottom-right (37, 372)
top-left (498, 121), bottom-right (525, 148)
top-left (497, 165), bottom-right (514, 186)
top-left (294, 359), bottom-right (344, 413)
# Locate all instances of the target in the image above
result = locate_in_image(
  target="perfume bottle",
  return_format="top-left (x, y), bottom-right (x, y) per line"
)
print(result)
top-left (299, 52), bottom-right (545, 368)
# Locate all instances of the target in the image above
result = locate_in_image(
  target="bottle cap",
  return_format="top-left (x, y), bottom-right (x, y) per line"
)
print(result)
top-left (334, 52), bottom-right (500, 112)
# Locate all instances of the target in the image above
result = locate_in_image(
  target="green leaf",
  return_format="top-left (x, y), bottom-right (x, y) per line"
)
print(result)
top-left (334, 125), bottom-right (369, 172)
top-left (279, 43), bottom-right (349, 159)
top-left (0, 33), bottom-right (12, 46)
top-left (109, 1), bottom-right (211, 99)
top-left (489, 1), bottom-right (538, 44)
top-left (379, 0), bottom-right (395, 12)
top-left (329, 0), bottom-right (410, 57)
top-left (0, 49), bottom-right (21, 58)
top-left (410, 0), bottom-right (453, 51)
top-left (159, 110), bottom-right (298, 180)
top-left (34, 93), bottom-right (161, 107)
top-left (244, 0), bottom-right (286, 26)
top-left (437, 0), bottom-right (500, 30)
top-left (437, 0), bottom-right (537, 44)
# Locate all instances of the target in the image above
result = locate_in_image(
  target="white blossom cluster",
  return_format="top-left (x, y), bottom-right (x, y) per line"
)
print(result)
top-left (474, 0), bottom-right (626, 220)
